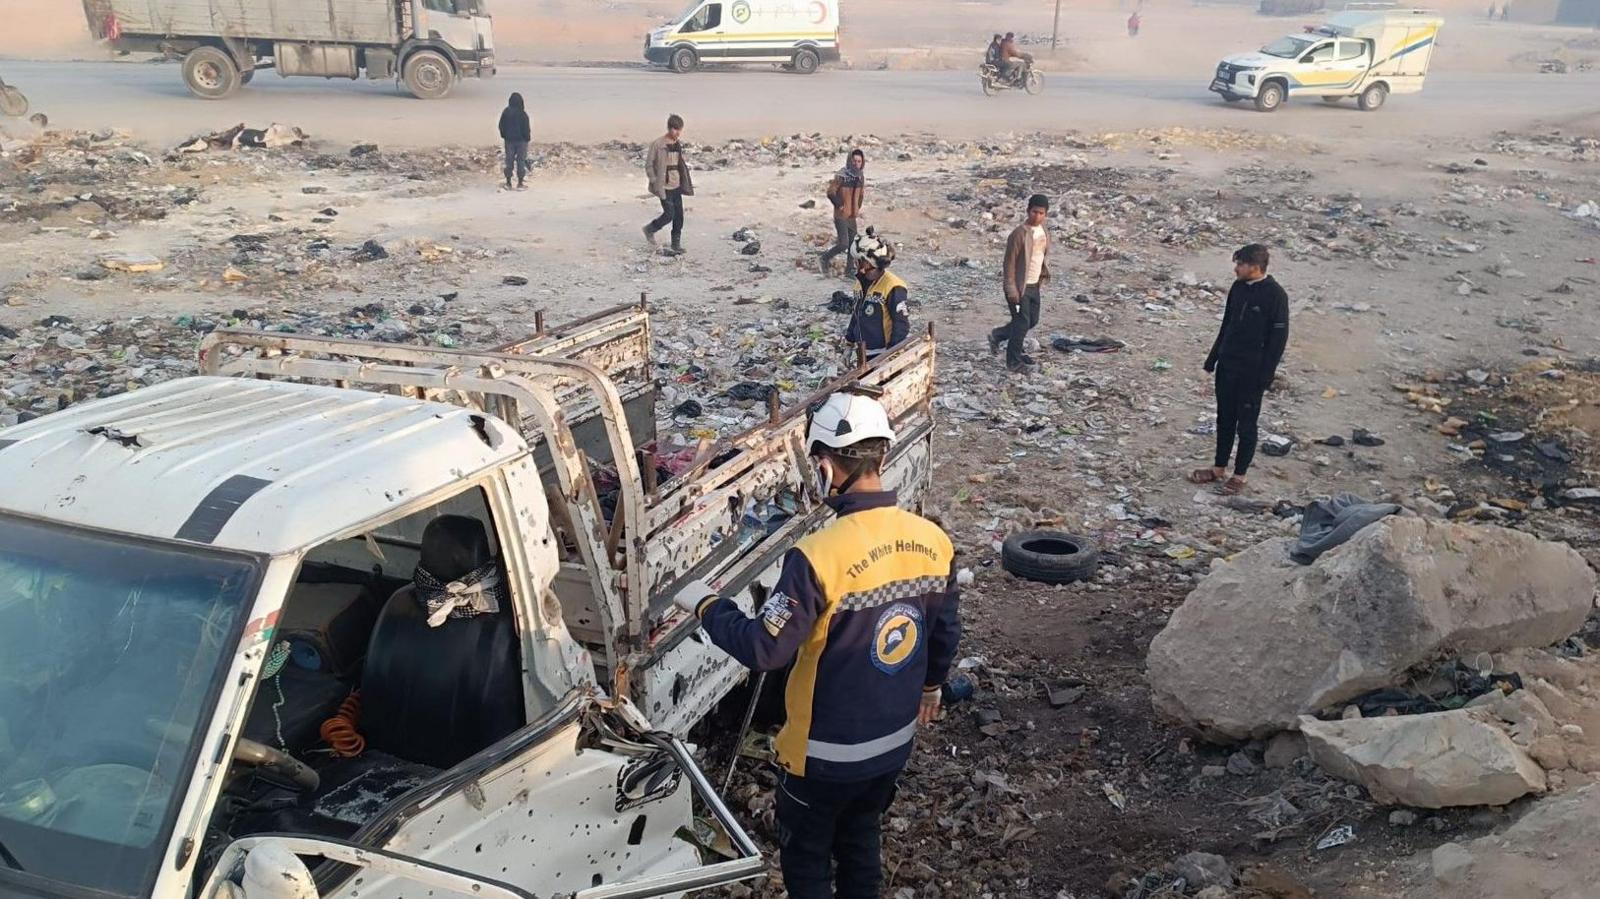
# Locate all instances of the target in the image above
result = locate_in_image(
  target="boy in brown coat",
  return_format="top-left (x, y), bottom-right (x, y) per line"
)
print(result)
top-left (643, 113), bottom-right (693, 255)
top-left (819, 149), bottom-right (865, 276)
top-left (988, 194), bottom-right (1051, 373)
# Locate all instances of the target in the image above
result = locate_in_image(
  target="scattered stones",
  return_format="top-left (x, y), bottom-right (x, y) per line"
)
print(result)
top-left (351, 240), bottom-right (388, 262)
top-left (1172, 851), bottom-right (1233, 890)
top-left (1301, 708), bottom-right (1547, 808)
top-left (1263, 732), bottom-right (1307, 770)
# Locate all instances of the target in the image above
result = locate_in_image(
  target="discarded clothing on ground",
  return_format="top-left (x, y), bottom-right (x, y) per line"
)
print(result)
top-left (1050, 335), bottom-right (1125, 354)
top-left (1290, 493), bottom-right (1402, 564)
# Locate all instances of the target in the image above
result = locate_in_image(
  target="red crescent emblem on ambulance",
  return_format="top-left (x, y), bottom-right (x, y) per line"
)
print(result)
top-left (810, 0), bottom-right (827, 24)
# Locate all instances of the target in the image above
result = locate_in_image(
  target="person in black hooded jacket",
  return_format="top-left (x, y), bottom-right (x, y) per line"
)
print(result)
top-left (498, 92), bottom-right (531, 190)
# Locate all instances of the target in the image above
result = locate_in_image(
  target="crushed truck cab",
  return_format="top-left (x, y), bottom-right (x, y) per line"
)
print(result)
top-left (1210, 9), bottom-right (1443, 112)
top-left (0, 302), bottom-right (938, 899)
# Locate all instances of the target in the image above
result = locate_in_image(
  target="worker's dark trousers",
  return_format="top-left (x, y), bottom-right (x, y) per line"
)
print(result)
top-left (1214, 365), bottom-right (1266, 476)
top-left (776, 768), bottom-right (901, 899)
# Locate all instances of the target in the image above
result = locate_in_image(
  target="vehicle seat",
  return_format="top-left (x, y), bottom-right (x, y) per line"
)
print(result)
top-left (358, 515), bottom-right (524, 769)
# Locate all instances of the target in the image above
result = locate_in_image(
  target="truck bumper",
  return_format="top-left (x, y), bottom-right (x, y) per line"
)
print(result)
top-left (456, 49), bottom-right (495, 78)
top-left (1209, 76), bottom-right (1259, 100)
top-left (644, 44), bottom-right (673, 65)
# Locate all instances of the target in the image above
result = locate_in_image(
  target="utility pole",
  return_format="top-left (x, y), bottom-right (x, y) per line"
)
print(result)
top-left (1052, 0), bottom-right (1062, 52)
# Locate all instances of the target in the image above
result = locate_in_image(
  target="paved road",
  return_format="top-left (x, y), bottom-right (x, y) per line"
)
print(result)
top-left (4, 58), bottom-right (1599, 147)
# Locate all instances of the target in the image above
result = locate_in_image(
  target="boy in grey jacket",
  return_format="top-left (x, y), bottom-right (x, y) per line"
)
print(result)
top-left (643, 114), bottom-right (693, 255)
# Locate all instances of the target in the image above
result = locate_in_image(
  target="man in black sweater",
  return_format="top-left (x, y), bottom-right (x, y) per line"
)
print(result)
top-left (1192, 244), bottom-right (1289, 496)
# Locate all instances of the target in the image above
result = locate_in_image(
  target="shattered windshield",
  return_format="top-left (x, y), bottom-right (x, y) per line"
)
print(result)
top-left (1261, 35), bottom-right (1315, 58)
top-left (0, 515), bottom-right (258, 897)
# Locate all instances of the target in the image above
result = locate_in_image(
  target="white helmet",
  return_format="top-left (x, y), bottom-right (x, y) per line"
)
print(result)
top-left (807, 391), bottom-right (896, 456)
top-left (851, 228), bottom-right (894, 269)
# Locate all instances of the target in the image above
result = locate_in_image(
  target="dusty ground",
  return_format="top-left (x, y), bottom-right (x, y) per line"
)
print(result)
top-left (3, 20), bottom-right (1600, 896)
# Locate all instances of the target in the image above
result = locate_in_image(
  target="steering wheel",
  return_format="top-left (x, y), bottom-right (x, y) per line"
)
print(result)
top-left (231, 738), bottom-right (320, 793)
top-left (144, 717), bottom-right (318, 793)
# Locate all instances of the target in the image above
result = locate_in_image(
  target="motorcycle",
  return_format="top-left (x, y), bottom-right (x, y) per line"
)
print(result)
top-left (979, 58), bottom-right (1043, 96)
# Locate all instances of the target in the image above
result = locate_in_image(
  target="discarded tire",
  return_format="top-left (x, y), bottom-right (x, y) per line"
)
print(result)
top-left (1001, 530), bottom-right (1099, 585)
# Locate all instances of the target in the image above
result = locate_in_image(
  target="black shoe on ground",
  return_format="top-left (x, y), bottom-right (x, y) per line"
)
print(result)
top-left (987, 331), bottom-right (1003, 355)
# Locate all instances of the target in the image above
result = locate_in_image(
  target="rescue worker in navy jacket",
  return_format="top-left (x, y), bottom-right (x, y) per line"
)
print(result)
top-left (845, 228), bottom-right (911, 361)
top-left (674, 391), bottom-right (961, 899)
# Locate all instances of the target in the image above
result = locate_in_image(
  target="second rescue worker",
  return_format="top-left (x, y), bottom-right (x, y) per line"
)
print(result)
top-left (845, 228), bottom-right (911, 361)
top-left (674, 391), bottom-right (961, 899)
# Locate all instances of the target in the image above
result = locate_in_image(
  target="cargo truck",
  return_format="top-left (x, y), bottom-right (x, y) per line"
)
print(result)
top-left (1210, 9), bottom-right (1443, 111)
top-left (0, 302), bottom-right (939, 899)
top-left (81, 0), bottom-right (494, 99)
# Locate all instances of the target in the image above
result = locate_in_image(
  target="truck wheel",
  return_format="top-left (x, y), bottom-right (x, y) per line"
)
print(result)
top-left (1358, 83), bottom-right (1388, 111)
top-left (670, 47), bottom-right (697, 73)
top-left (1001, 530), bottom-right (1100, 585)
top-left (403, 49), bottom-right (453, 99)
top-left (182, 46), bottom-right (241, 99)
top-left (1253, 81), bottom-right (1284, 112)
top-left (792, 48), bottom-right (819, 74)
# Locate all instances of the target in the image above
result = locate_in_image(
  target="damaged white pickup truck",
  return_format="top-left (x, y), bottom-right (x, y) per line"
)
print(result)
top-left (0, 302), bottom-right (937, 899)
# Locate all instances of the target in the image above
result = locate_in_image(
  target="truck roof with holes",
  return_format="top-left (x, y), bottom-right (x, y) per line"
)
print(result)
top-left (0, 376), bottom-right (522, 555)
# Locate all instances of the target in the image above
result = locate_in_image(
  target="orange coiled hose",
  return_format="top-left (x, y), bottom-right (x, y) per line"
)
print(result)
top-left (320, 690), bottom-right (367, 758)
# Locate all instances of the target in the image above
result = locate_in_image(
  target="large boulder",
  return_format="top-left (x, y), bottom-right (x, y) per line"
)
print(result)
top-left (1431, 785), bottom-right (1600, 898)
top-left (1300, 709), bottom-right (1546, 807)
top-left (1146, 517), bottom-right (1595, 739)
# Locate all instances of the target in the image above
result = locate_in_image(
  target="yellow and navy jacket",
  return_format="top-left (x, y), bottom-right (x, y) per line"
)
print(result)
top-left (845, 270), bottom-right (911, 359)
top-left (697, 490), bottom-right (960, 781)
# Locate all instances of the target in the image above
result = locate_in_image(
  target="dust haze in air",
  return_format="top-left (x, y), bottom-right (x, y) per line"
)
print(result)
top-left (0, 0), bottom-right (1571, 76)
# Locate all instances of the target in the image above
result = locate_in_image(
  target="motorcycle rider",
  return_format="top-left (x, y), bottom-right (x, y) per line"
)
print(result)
top-left (984, 33), bottom-right (1003, 67)
top-left (999, 32), bottom-right (1032, 85)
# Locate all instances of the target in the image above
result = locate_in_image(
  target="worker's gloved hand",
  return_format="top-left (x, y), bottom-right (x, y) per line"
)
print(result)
top-left (672, 579), bottom-right (719, 617)
top-left (1203, 359), bottom-right (1216, 374)
top-left (918, 686), bottom-right (943, 725)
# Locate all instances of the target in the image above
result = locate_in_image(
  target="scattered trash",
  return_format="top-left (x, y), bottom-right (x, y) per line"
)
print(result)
top-left (1261, 435), bottom-right (1294, 457)
top-left (99, 253), bottom-right (164, 273)
top-left (502, 275), bottom-right (529, 286)
top-left (1049, 336), bottom-right (1125, 354)
top-left (1102, 781), bottom-right (1127, 812)
top-left (739, 241), bottom-right (762, 256)
top-left (1315, 824), bottom-right (1356, 850)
